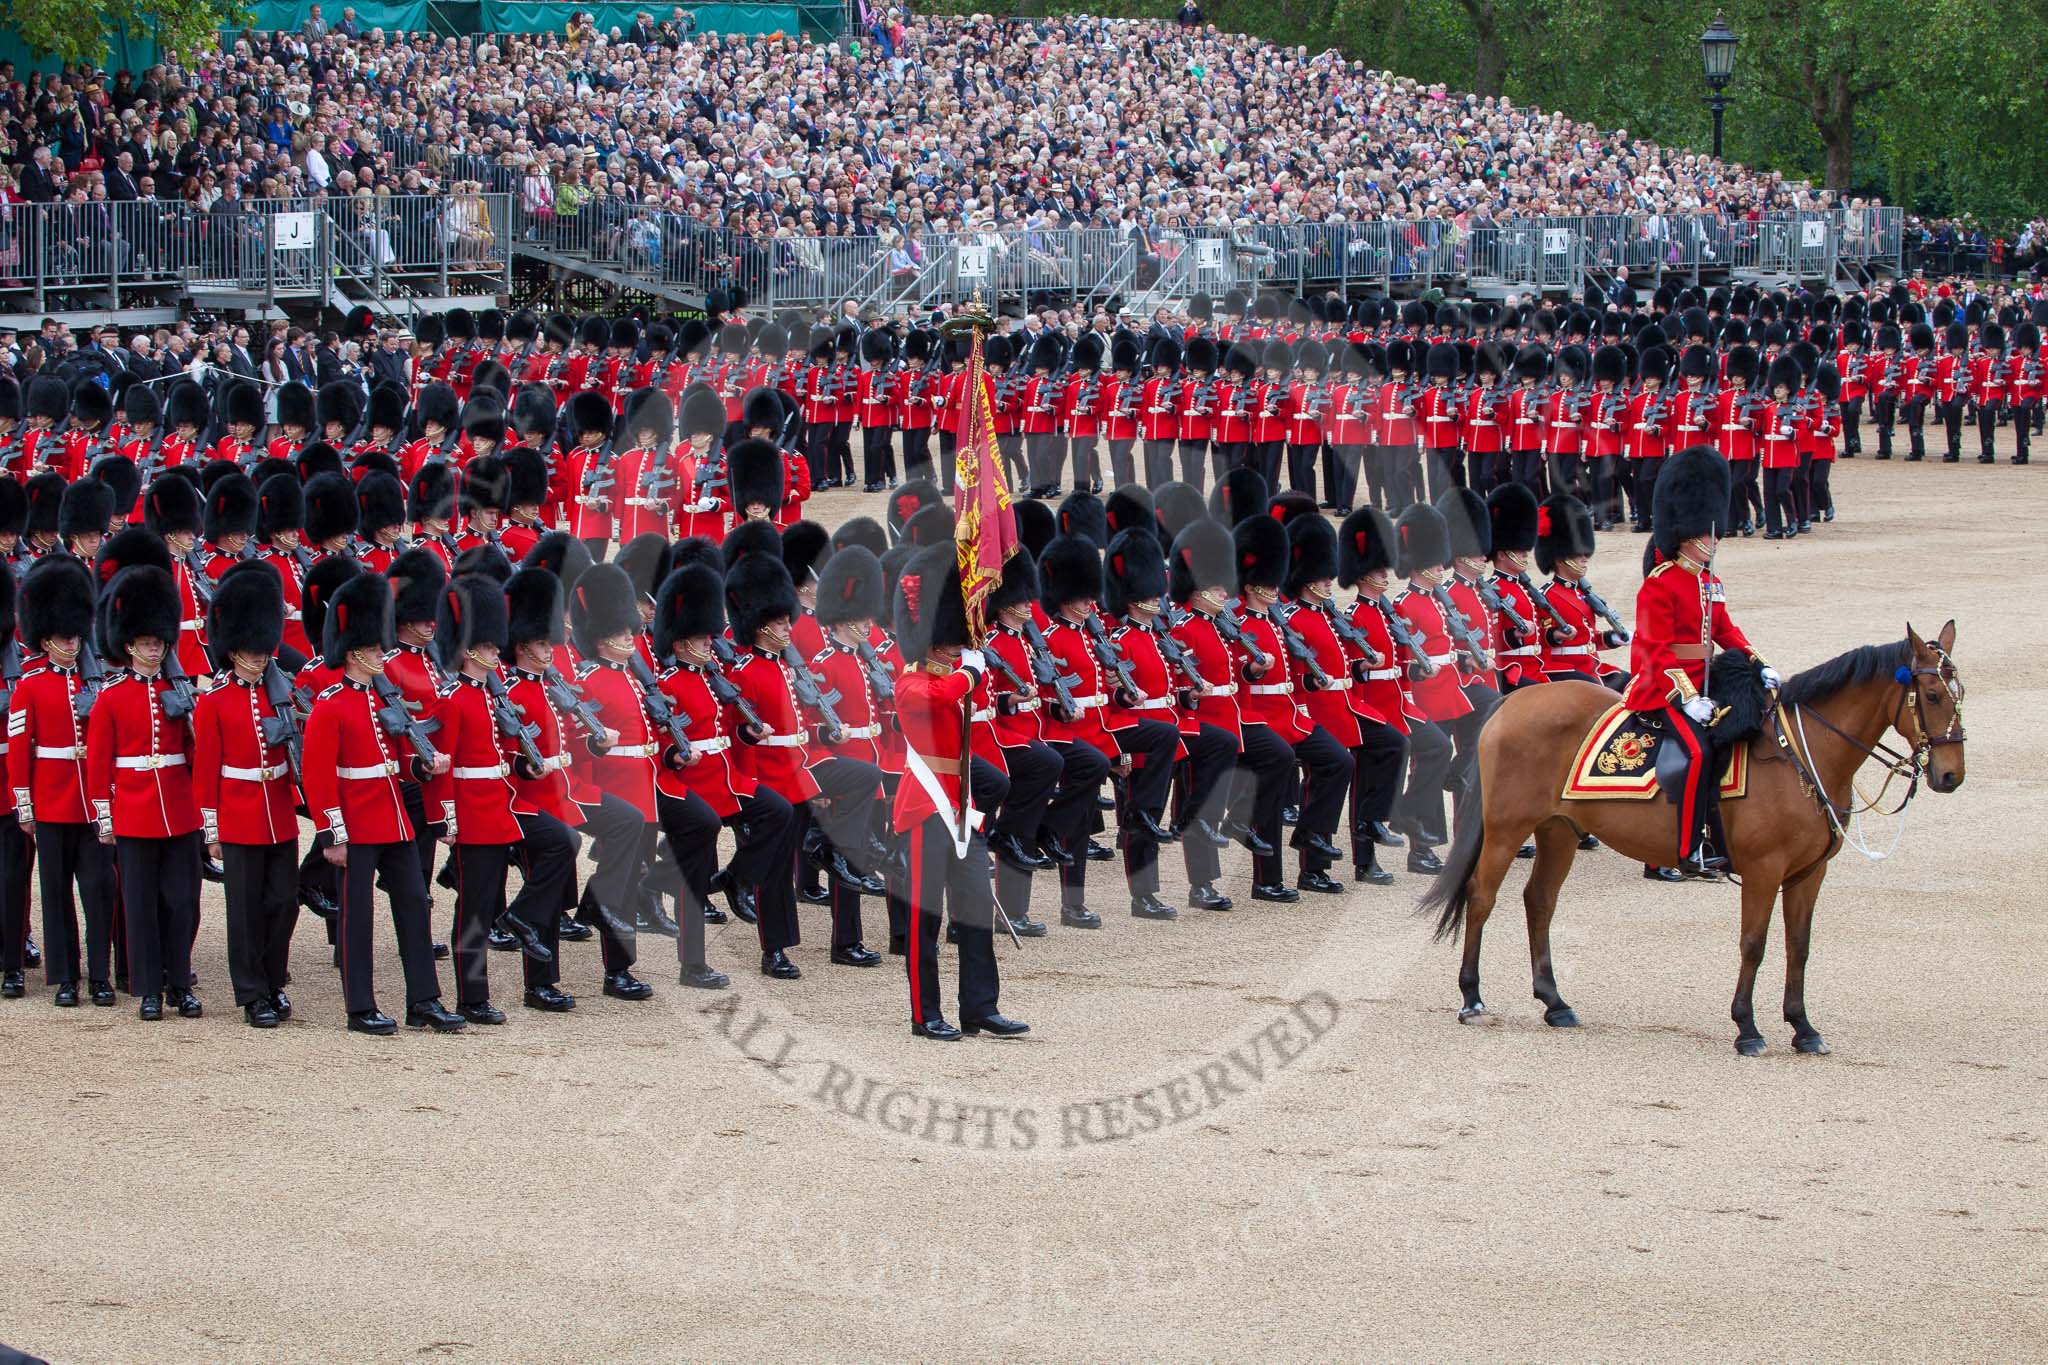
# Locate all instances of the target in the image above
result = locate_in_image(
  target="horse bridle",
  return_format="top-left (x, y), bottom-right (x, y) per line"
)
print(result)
top-left (1780, 646), bottom-right (1966, 826)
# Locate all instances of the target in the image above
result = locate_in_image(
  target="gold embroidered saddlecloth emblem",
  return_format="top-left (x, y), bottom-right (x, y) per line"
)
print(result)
top-left (1564, 704), bottom-right (1749, 802)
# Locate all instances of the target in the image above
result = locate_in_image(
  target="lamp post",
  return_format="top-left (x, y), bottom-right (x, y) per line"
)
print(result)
top-left (1700, 14), bottom-right (1739, 160)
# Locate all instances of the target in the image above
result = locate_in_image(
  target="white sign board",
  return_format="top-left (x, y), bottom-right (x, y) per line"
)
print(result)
top-left (957, 244), bottom-right (990, 279)
top-left (273, 211), bottom-right (317, 250)
top-left (1801, 220), bottom-right (1828, 249)
top-left (1195, 239), bottom-right (1226, 272)
top-left (1543, 228), bottom-right (1571, 255)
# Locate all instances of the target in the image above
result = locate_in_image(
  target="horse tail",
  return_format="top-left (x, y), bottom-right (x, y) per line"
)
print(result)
top-left (1418, 775), bottom-right (1486, 943)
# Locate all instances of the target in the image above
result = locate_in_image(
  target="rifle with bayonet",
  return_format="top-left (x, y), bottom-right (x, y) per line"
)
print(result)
top-left (625, 651), bottom-right (695, 765)
top-left (370, 671), bottom-right (441, 778)
top-left (1429, 585), bottom-right (1495, 672)
top-left (780, 644), bottom-right (847, 744)
top-left (1269, 603), bottom-right (1338, 692)
top-left (484, 670), bottom-right (550, 777)
top-left (259, 660), bottom-right (307, 785)
top-left (1017, 619), bottom-right (1082, 721)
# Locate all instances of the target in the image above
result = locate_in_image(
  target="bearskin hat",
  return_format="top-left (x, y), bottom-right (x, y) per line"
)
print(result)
top-left (273, 381), bottom-right (314, 435)
top-left (902, 503), bottom-right (956, 549)
top-left (299, 471), bottom-right (356, 546)
top-left (385, 547), bottom-right (446, 627)
top-left (0, 376), bottom-right (19, 425)
top-left (71, 381), bottom-right (113, 429)
top-left (1724, 345), bottom-right (1760, 385)
top-left (1394, 503), bottom-right (1451, 578)
top-left (781, 519), bottom-right (831, 587)
top-left (987, 546), bottom-right (1039, 617)
top-left (1233, 513), bottom-right (1289, 592)
top-left (621, 388), bottom-right (674, 448)
top-left (1055, 490), bottom-right (1108, 549)
top-left (297, 441), bottom-right (346, 483)
top-left (1168, 518), bottom-right (1236, 604)
top-left (452, 542), bottom-right (514, 583)
top-left (408, 461), bottom-right (458, 524)
top-left (25, 471), bottom-right (64, 538)
top-left (1815, 362), bottom-right (1842, 404)
top-left (522, 531), bottom-right (596, 592)
top-left (59, 479), bottom-right (115, 541)
top-left (1337, 506), bottom-right (1395, 585)
top-left (89, 455), bottom-right (140, 518)
top-left (315, 380), bottom-right (363, 438)
top-left (165, 380), bottom-right (210, 433)
top-left (97, 564), bottom-right (181, 664)
top-left (1267, 490), bottom-right (1319, 528)
top-left (1038, 534), bottom-right (1103, 610)
top-left (459, 454), bottom-right (509, 519)
top-left (722, 518), bottom-right (784, 571)
top-left (670, 536), bottom-right (722, 575)
top-left (118, 382), bottom-right (161, 431)
top-left (566, 390), bottom-right (613, 445)
top-left (814, 545), bottom-right (885, 627)
top-left (1258, 339), bottom-right (1289, 372)
top-left (322, 570), bottom-right (393, 668)
top-left (1283, 514), bottom-right (1339, 599)
top-left (831, 516), bottom-right (888, 559)
top-left (244, 474), bottom-right (301, 543)
top-left (202, 472), bottom-right (259, 542)
top-left (1534, 495), bottom-right (1597, 575)
top-left (650, 562), bottom-right (725, 659)
top-left (366, 383), bottom-right (407, 435)
top-left (885, 479), bottom-right (944, 544)
top-left (1210, 465), bottom-right (1269, 528)
top-left (892, 543), bottom-right (970, 662)
top-left (461, 393), bottom-right (507, 447)
top-left (207, 558), bottom-right (286, 661)
top-left (294, 556), bottom-right (359, 660)
top-left (1103, 486), bottom-right (1155, 540)
top-left (20, 554), bottom-right (95, 646)
top-left (347, 471), bottom-right (401, 537)
top-left (1766, 353), bottom-right (1805, 395)
top-left (500, 448), bottom-right (549, 512)
top-left (0, 478), bottom-right (25, 539)
top-left (1484, 482), bottom-right (1539, 556)
top-left (218, 379), bottom-right (264, 432)
top-left (575, 316), bottom-right (609, 351)
top-left (1437, 486), bottom-right (1492, 560)
top-left (505, 567), bottom-right (566, 652)
top-left (608, 319), bottom-right (640, 354)
top-left (406, 381), bottom-right (456, 439)
top-left (1013, 498), bottom-right (1057, 561)
top-left (469, 361), bottom-right (512, 406)
top-left (512, 387), bottom-right (557, 446)
top-left (1111, 337), bottom-right (1141, 373)
top-left (24, 375), bottom-right (69, 423)
top-left (1102, 528), bottom-right (1167, 617)
top-left (723, 553), bottom-right (798, 647)
top-left (614, 532), bottom-right (672, 604)
top-left (1651, 446), bottom-right (1731, 564)
top-left (673, 385), bottom-right (726, 442)
top-left (733, 385), bottom-right (780, 438)
top-left (726, 437), bottom-right (781, 518)
top-left (1152, 482), bottom-right (1208, 544)
top-left (415, 314), bottom-right (446, 349)
top-left (1591, 345), bottom-right (1628, 387)
top-left (435, 573), bottom-right (510, 672)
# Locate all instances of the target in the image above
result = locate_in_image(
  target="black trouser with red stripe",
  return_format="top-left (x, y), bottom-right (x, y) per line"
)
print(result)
top-left (992, 742), bottom-right (1058, 925)
top-left (340, 838), bottom-right (443, 1014)
top-left (905, 811), bottom-right (1000, 1027)
top-left (656, 791), bottom-right (721, 976)
top-left (1325, 442), bottom-right (1362, 510)
top-left (800, 756), bottom-right (884, 949)
top-left (1115, 718), bottom-right (1180, 899)
top-left (0, 813), bottom-right (29, 976)
top-left (1226, 723), bottom-right (1297, 886)
top-left (1347, 723), bottom-right (1409, 869)
top-left (575, 792), bottom-right (646, 972)
top-left (1286, 727), bottom-right (1355, 876)
top-left (37, 820), bottom-right (116, 987)
top-left (1396, 719), bottom-right (1456, 847)
top-left (1046, 739), bottom-right (1111, 908)
top-left (862, 424), bottom-right (895, 487)
top-left (118, 831), bottom-right (200, 1000)
top-left (1177, 723), bottom-right (1240, 888)
top-left (511, 812), bottom-right (575, 987)
top-left (450, 841), bottom-right (514, 1006)
top-left (221, 839), bottom-right (297, 1006)
top-left (901, 425), bottom-right (934, 485)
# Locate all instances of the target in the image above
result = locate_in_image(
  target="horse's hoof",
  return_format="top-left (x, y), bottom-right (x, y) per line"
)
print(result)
top-left (1544, 1005), bottom-right (1580, 1028)
top-left (1456, 1001), bottom-right (1489, 1023)
top-left (1793, 1033), bottom-right (1832, 1055)
top-left (1734, 1036), bottom-right (1768, 1057)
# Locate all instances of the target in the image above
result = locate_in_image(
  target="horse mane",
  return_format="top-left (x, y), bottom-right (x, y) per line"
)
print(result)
top-left (1777, 638), bottom-right (1911, 708)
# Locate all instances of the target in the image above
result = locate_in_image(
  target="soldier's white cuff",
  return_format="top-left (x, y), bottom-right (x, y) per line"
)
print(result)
top-left (94, 799), bottom-right (113, 839)
top-left (325, 809), bottom-right (348, 845)
top-left (202, 808), bottom-right (219, 845)
top-left (12, 789), bottom-right (30, 822)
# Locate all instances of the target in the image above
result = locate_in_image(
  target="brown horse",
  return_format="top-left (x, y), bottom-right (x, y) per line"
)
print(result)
top-left (1420, 622), bottom-right (1967, 1055)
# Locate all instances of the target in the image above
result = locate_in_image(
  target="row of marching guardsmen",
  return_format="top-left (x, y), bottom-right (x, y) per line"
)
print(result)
top-left (0, 400), bottom-right (1664, 1039)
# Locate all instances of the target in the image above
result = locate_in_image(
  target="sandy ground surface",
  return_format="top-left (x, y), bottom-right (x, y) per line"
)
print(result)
top-left (4, 443), bottom-right (2045, 1363)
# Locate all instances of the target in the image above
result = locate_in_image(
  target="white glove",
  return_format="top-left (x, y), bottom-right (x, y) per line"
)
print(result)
top-left (1760, 666), bottom-right (1781, 690)
top-left (1683, 696), bottom-right (1716, 724)
top-left (959, 648), bottom-right (985, 673)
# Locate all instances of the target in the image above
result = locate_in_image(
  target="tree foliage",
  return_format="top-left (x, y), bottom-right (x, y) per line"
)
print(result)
top-left (927, 0), bottom-right (2048, 224)
top-left (11, 0), bottom-right (248, 68)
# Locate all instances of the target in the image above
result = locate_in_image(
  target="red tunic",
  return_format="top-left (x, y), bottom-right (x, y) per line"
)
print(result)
top-left (653, 662), bottom-right (755, 818)
top-left (1390, 587), bottom-right (1472, 721)
top-left (1623, 559), bottom-right (1754, 713)
top-left (890, 662), bottom-right (977, 835)
top-left (569, 660), bottom-right (660, 818)
top-left (85, 671), bottom-right (200, 839)
top-left (502, 669), bottom-right (591, 821)
top-left (1283, 604), bottom-right (1364, 747)
top-left (422, 676), bottom-right (524, 844)
top-left (1540, 579), bottom-right (1624, 681)
top-left (982, 627), bottom-right (1046, 749)
top-left (1235, 612), bottom-right (1311, 742)
top-left (9, 664), bottom-right (96, 823)
top-left (302, 679), bottom-right (413, 844)
top-left (1167, 611), bottom-right (1242, 737)
top-left (727, 647), bottom-right (822, 802)
top-left (192, 675), bottom-right (300, 845)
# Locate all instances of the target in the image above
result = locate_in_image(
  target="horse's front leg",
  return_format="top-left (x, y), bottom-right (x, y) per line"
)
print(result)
top-left (1731, 873), bottom-right (1779, 1056)
top-left (1780, 867), bottom-right (1830, 1054)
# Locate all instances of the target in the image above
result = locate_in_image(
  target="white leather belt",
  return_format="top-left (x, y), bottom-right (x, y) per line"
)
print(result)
top-left (1500, 646), bottom-right (1541, 658)
top-left (1127, 696), bottom-right (1174, 711)
top-left (222, 763), bottom-right (287, 782)
top-left (286, 610), bottom-right (303, 621)
top-left (969, 707), bottom-right (995, 724)
top-left (757, 733), bottom-right (806, 748)
top-left (1426, 652), bottom-right (1457, 667)
top-left (1551, 644), bottom-right (1595, 656)
top-left (837, 723), bottom-right (881, 740)
top-left (1248, 682), bottom-right (1293, 695)
top-left (692, 735), bottom-right (731, 755)
top-left (1201, 681), bottom-right (1237, 696)
top-left (1721, 424), bottom-right (1749, 431)
top-left (179, 619), bottom-right (204, 631)
top-left (1069, 694), bottom-right (1106, 711)
top-left (115, 753), bottom-right (186, 770)
top-left (1012, 695), bottom-right (1041, 711)
top-left (610, 742), bottom-right (661, 758)
top-left (339, 761), bottom-right (401, 779)
top-left (1362, 667), bottom-right (1401, 682)
top-left (453, 764), bottom-right (510, 779)
top-left (34, 745), bottom-right (78, 759)
top-left (543, 752), bottom-right (572, 771)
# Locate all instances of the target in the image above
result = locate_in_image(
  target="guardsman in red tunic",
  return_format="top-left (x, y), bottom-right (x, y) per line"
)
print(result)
top-left (977, 554), bottom-right (1060, 934)
top-left (805, 546), bottom-right (896, 966)
top-left (1436, 486), bottom-right (1506, 699)
top-left (1233, 515), bottom-right (1353, 899)
top-left (498, 448), bottom-right (553, 563)
top-left (0, 558), bottom-right (24, 997)
top-left (612, 389), bottom-right (679, 545)
top-left (889, 543), bottom-right (1028, 1042)
top-left (1803, 362), bottom-right (1842, 525)
top-left (1100, 530), bottom-right (1191, 921)
top-left (1623, 345), bottom-right (1672, 533)
top-left (1866, 323), bottom-right (1902, 461)
top-left (14, 376), bottom-right (71, 482)
top-left (1099, 337), bottom-right (1141, 489)
top-left (1835, 318), bottom-right (1868, 457)
top-left (1390, 504), bottom-right (1485, 859)
top-left (1457, 342), bottom-right (1507, 493)
top-left (1338, 507), bottom-right (1441, 875)
top-left (1480, 484), bottom-right (1547, 693)
top-left (648, 562), bottom-right (796, 988)
top-left (1538, 345), bottom-right (1589, 508)
top-left (247, 475), bottom-right (313, 667)
top-left (1584, 344), bottom-right (1630, 529)
top-left (302, 574), bottom-right (462, 1034)
top-left (423, 574), bottom-right (559, 1023)
top-left (559, 390), bottom-right (617, 557)
top-left (1284, 340), bottom-right (1331, 500)
top-left (1969, 321), bottom-right (2008, 465)
top-left (1534, 494), bottom-right (1628, 686)
top-left (724, 551), bottom-right (884, 974)
top-left (1713, 344), bottom-right (1762, 535)
top-left (1286, 515), bottom-right (1404, 887)
top-left (193, 564), bottom-right (301, 1027)
top-left (1164, 520), bottom-right (1250, 911)
top-left (1035, 534), bottom-right (1128, 927)
top-left (381, 548), bottom-right (452, 923)
top-left (12, 557), bottom-right (118, 1004)
top-left (1250, 340), bottom-right (1293, 492)
top-left (1017, 332), bottom-right (1062, 496)
top-left (2007, 318), bottom-right (2041, 466)
top-left (204, 379), bottom-right (264, 471)
top-left (1415, 342), bottom-right (1463, 503)
top-left (1627, 449), bottom-right (1774, 873)
top-left (84, 564), bottom-right (202, 1019)
top-left (1175, 335), bottom-right (1218, 489)
top-left (1322, 343), bottom-right (1371, 514)
top-left (268, 382), bottom-right (314, 464)
top-left (562, 563), bottom-right (661, 1000)
top-left (1062, 332), bottom-right (1106, 495)
top-left (856, 328), bottom-right (898, 493)
top-left (63, 384), bottom-right (121, 490)
top-left (1899, 322), bottom-right (1935, 462)
top-left (1503, 343), bottom-right (1548, 493)
top-left (1758, 354), bottom-right (1805, 539)
top-left (1934, 321), bottom-right (1967, 462)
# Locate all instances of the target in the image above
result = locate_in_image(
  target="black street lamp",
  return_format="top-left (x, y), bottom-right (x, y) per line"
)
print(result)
top-left (1700, 14), bottom-right (1739, 160)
